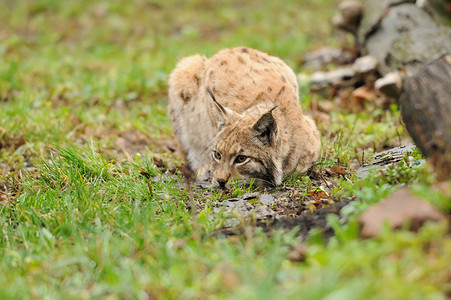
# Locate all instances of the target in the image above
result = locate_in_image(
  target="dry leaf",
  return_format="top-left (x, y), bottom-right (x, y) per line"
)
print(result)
top-left (360, 188), bottom-right (447, 238)
top-left (329, 166), bottom-right (347, 176)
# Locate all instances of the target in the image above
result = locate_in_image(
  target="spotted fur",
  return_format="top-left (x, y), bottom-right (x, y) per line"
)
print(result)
top-left (168, 47), bottom-right (320, 188)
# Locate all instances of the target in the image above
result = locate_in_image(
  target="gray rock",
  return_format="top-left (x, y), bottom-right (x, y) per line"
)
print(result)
top-left (213, 192), bottom-right (277, 225)
top-left (355, 144), bottom-right (425, 178)
top-left (302, 47), bottom-right (355, 69)
top-left (358, 1), bottom-right (451, 76)
top-left (333, 1), bottom-right (363, 34)
top-left (375, 71), bottom-right (403, 99)
top-left (310, 67), bottom-right (356, 86)
top-left (357, 0), bottom-right (416, 45)
top-left (352, 55), bottom-right (378, 74)
top-left (259, 194), bottom-right (276, 205)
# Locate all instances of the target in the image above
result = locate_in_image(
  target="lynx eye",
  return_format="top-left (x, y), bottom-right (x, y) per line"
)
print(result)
top-left (212, 150), bottom-right (222, 161)
top-left (234, 155), bottom-right (249, 165)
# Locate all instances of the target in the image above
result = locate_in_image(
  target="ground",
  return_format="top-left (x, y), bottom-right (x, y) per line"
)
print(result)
top-left (0, 0), bottom-right (450, 299)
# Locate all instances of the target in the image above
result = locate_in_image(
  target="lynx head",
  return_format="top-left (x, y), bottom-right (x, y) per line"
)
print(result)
top-left (207, 89), bottom-right (282, 189)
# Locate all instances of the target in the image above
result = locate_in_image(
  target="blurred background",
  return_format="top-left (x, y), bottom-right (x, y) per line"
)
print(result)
top-left (0, 0), bottom-right (338, 155)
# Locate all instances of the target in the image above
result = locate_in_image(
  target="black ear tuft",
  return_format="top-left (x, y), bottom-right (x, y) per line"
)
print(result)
top-left (207, 88), bottom-right (225, 114)
top-left (253, 112), bottom-right (277, 146)
top-left (208, 87), bottom-right (228, 127)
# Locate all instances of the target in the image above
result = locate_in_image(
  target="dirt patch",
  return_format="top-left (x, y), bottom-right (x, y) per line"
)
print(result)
top-left (153, 161), bottom-right (354, 239)
top-left (213, 198), bottom-right (356, 239)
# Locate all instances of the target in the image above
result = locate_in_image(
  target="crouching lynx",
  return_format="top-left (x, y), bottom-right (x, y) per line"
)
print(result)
top-left (168, 47), bottom-right (320, 188)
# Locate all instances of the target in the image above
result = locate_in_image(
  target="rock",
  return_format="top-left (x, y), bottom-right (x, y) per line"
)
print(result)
top-left (350, 2), bottom-right (451, 180)
top-left (310, 67), bottom-right (356, 93)
top-left (400, 54), bottom-right (451, 180)
top-left (308, 67), bottom-right (357, 98)
top-left (333, 1), bottom-right (363, 34)
top-left (213, 193), bottom-right (277, 225)
top-left (416, 0), bottom-right (427, 8)
top-left (375, 71), bottom-right (403, 99)
top-left (302, 47), bottom-right (357, 69)
top-left (356, 144), bottom-right (425, 178)
top-left (360, 188), bottom-right (447, 238)
top-left (303, 47), bottom-right (343, 69)
top-left (352, 55), bottom-right (379, 85)
top-left (358, 1), bottom-right (451, 76)
top-left (259, 194), bottom-right (276, 205)
top-left (306, 55), bottom-right (379, 99)
top-left (352, 55), bottom-right (378, 74)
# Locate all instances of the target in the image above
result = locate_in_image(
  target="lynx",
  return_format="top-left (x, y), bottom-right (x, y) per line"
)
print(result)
top-left (168, 47), bottom-right (320, 188)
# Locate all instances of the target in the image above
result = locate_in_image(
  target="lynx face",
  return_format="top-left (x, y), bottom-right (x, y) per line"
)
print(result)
top-left (209, 91), bottom-right (281, 189)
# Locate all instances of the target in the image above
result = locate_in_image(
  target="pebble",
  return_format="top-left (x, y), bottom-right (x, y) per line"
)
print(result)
top-left (352, 55), bottom-right (378, 74)
top-left (310, 67), bottom-right (356, 86)
top-left (375, 71), bottom-right (403, 99)
top-left (333, 0), bottom-right (363, 34)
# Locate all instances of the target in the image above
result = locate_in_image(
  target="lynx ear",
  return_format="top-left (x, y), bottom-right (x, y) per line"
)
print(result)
top-left (253, 109), bottom-right (277, 146)
top-left (207, 88), bottom-right (234, 127)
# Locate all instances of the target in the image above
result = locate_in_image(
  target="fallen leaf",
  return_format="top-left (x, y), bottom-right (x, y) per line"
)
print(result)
top-left (310, 190), bottom-right (330, 200)
top-left (311, 111), bottom-right (331, 124)
top-left (317, 100), bottom-right (336, 113)
top-left (328, 166), bottom-right (347, 176)
top-left (350, 85), bottom-right (376, 110)
top-left (360, 188), bottom-right (447, 238)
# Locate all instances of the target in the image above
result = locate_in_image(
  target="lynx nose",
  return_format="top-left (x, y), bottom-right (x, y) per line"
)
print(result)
top-left (216, 178), bottom-right (228, 190)
top-left (215, 169), bottom-right (230, 190)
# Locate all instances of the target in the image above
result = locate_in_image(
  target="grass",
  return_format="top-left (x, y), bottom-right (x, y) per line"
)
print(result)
top-left (1, 0), bottom-right (450, 299)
